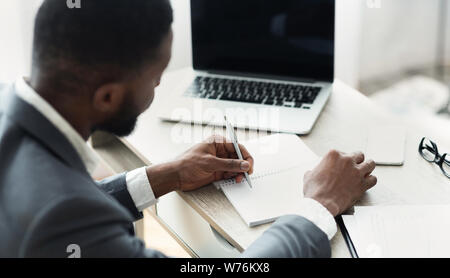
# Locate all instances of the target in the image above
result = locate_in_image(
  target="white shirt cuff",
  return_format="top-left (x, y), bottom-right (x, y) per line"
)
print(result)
top-left (125, 167), bottom-right (158, 211)
top-left (294, 198), bottom-right (337, 240)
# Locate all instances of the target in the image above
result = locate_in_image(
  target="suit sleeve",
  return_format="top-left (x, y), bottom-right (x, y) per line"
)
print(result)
top-left (240, 215), bottom-right (331, 258)
top-left (20, 195), bottom-right (166, 258)
top-left (96, 173), bottom-right (143, 221)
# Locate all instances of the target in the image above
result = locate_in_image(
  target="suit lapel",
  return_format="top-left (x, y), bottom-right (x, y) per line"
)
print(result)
top-left (2, 85), bottom-right (88, 175)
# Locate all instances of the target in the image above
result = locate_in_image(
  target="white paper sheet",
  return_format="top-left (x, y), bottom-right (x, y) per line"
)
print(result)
top-left (343, 205), bottom-right (450, 258)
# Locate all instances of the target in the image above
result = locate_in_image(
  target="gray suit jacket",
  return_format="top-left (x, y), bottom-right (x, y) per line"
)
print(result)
top-left (0, 84), bottom-right (330, 258)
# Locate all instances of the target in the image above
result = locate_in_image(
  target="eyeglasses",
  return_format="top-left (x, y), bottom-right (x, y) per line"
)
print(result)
top-left (418, 137), bottom-right (450, 179)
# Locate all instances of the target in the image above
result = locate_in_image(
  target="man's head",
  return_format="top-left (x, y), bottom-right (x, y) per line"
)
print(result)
top-left (31, 0), bottom-right (173, 137)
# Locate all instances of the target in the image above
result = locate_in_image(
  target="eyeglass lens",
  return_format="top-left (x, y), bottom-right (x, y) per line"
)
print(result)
top-left (442, 155), bottom-right (450, 177)
top-left (421, 138), bottom-right (437, 162)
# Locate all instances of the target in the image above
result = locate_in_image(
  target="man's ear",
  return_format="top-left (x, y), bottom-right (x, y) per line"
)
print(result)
top-left (92, 83), bottom-right (127, 115)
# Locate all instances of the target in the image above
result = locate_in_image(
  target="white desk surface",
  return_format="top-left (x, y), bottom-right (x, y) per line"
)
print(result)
top-left (123, 68), bottom-right (450, 258)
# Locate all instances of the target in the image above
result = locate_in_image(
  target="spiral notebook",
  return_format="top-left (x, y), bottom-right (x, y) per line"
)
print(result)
top-left (213, 134), bottom-right (319, 227)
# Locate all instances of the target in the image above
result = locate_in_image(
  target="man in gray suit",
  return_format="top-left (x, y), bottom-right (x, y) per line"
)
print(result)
top-left (0, 0), bottom-right (377, 258)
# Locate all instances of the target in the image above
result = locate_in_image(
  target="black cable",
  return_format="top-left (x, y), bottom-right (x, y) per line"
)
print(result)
top-left (335, 215), bottom-right (359, 258)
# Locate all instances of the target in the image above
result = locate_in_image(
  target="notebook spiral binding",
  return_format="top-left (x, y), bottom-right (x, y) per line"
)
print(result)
top-left (217, 165), bottom-right (301, 187)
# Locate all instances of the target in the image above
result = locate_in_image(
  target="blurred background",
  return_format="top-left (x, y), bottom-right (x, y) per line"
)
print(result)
top-left (2, 0), bottom-right (450, 122)
top-left (1, 0), bottom-right (449, 257)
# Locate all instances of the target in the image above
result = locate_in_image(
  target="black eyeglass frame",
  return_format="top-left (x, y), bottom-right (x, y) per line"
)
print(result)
top-left (418, 137), bottom-right (450, 179)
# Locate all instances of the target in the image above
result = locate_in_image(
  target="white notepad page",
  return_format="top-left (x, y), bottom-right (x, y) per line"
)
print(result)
top-left (343, 205), bottom-right (450, 258)
top-left (213, 134), bottom-right (319, 227)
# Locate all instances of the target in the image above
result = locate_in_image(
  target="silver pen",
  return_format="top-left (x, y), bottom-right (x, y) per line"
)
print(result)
top-left (224, 116), bottom-right (253, 189)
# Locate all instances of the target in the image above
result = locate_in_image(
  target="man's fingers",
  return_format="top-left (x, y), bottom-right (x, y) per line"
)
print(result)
top-left (213, 157), bottom-right (251, 173)
top-left (222, 142), bottom-right (254, 174)
top-left (235, 174), bottom-right (245, 183)
top-left (364, 175), bottom-right (378, 189)
top-left (351, 152), bottom-right (365, 164)
top-left (244, 155), bottom-right (254, 174)
top-left (207, 135), bottom-right (255, 174)
top-left (223, 172), bottom-right (238, 179)
top-left (359, 159), bottom-right (376, 175)
top-left (223, 172), bottom-right (245, 183)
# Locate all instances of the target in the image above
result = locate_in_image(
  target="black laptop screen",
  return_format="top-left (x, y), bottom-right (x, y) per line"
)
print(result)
top-left (191, 0), bottom-right (335, 82)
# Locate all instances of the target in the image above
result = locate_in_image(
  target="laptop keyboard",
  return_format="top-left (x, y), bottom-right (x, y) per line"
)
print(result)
top-left (184, 76), bottom-right (321, 108)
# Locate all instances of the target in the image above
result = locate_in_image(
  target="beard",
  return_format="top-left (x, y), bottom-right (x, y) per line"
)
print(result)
top-left (93, 97), bottom-right (140, 137)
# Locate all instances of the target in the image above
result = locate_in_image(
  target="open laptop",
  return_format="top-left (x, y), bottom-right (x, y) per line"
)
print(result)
top-left (159, 0), bottom-right (335, 134)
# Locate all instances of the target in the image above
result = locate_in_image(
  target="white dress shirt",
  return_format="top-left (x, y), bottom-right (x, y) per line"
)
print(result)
top-left (14, 77), bottom-right (336, 240)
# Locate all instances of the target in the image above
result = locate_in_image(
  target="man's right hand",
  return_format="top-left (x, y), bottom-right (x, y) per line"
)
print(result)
top-left (303, 150), bottom-right (377, 217)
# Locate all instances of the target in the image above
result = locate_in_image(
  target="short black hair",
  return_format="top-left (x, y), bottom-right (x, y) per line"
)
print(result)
top-left (32, 0), bottom-right (173, 93)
